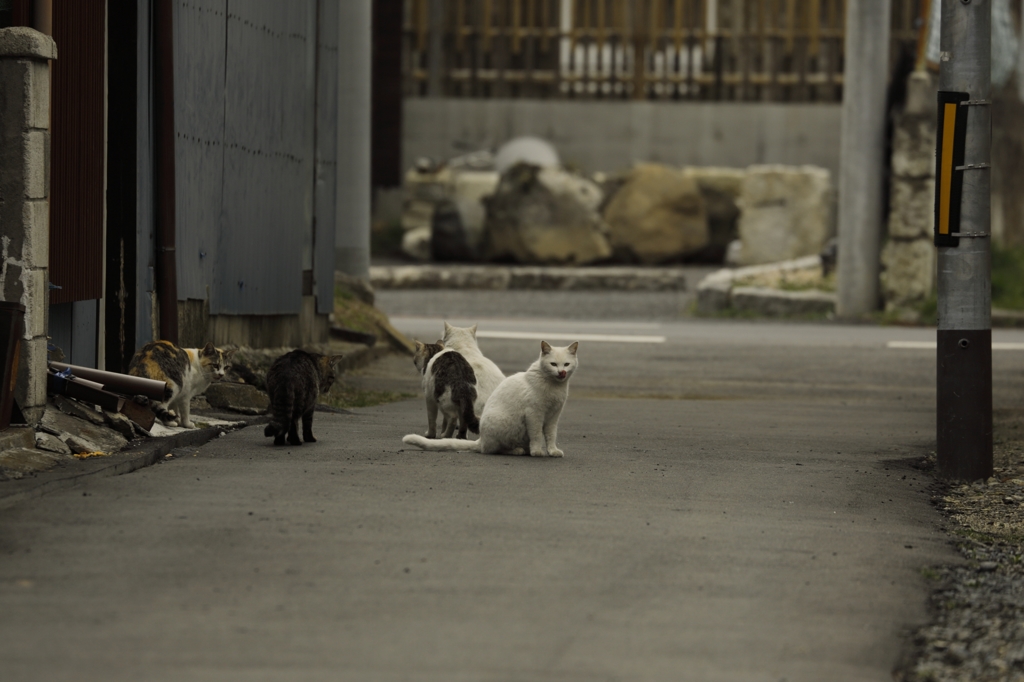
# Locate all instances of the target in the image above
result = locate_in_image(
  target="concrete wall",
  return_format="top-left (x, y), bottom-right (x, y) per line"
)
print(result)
top-left (403, 98), bottom-right (843, 179)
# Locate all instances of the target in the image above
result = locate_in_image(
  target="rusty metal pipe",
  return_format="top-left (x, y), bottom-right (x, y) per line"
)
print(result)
top-left (49, 362), bottom-right (170, 401)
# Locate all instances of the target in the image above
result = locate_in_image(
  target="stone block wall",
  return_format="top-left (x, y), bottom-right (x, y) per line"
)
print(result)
top-left (0, 28), bottom-right (56, 424)
top-left (880, 71), bottom-right (937, 318)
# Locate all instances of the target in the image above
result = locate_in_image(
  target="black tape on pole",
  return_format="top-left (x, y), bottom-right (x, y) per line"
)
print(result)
top-left (934, 91), bottom-right (970, 248)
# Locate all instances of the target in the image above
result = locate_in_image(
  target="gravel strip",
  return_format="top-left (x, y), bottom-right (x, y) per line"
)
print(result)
top-left (896, 409), bottom-right (1024, 682)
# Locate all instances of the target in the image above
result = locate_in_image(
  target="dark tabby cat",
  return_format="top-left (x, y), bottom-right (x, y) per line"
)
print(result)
top-left (412, 339), bottom-right (479, 439)
top-left (264, 349), bottom-right (343, 446)
top-left (128, 341), bottom-right (235, 428)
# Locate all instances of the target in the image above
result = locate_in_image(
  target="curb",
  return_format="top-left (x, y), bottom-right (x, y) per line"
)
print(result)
top-left (695, 256), bottom-right (836, 317)
top-left (370, 264), bottom-right (690, 292)
top-left (0, 414), bottom-right (268, 511)
top-left (0, 342), bottom-right (405, 510)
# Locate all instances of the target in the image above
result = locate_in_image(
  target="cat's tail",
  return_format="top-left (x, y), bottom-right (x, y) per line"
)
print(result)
top-left (460, 400), bottom-right (480, 434)
top-left (402, 434), bottom-right (482, 452)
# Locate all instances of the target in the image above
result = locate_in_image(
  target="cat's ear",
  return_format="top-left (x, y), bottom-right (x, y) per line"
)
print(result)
top-left (567, 342), bottom-right (579, 355)
top-left (414, 341), bottom-right (424, 351)
top-left (443, 321), bottom-right (452, 333)
top-left (329, 355), bottom-right (344, 369)
top-left (201, 342), bottom-right (216, 355)
top-left (435, 339), bottom-right (444, 346)
top-left (540, 341), bottom-right (552, 354)
top-left (470, 324), bottom-right (478, 337)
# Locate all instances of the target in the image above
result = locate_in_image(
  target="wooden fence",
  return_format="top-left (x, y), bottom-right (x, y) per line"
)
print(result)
top-left (404, 0), bottom-right (927, 101)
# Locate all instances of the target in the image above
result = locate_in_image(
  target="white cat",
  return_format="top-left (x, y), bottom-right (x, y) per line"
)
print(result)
top-left (403, 341), bottom-right (579, 457)
top-left (441, 322), bottom-right (505, 416)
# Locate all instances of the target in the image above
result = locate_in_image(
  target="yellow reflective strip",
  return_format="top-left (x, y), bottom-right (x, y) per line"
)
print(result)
top-left (939, 102), bottom-right (958, 235)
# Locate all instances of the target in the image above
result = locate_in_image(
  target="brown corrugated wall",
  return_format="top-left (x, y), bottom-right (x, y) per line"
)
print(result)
top-left (49, 0), bottom-right (107, 304)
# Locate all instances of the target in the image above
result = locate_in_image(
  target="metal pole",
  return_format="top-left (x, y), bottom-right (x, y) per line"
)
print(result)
top-left (836, 0), bottom-right (891, 317)
top-left (936, 0), bottom-right (992, 481)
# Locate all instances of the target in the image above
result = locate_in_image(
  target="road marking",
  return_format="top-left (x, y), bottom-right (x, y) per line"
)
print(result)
top-left (887, 341), bottom-right (1024, 351)
top-left (477, 331), bottom-right (666, 344)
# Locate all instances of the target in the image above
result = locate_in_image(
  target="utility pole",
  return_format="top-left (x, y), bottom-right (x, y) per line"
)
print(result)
top-left (935, 0), bottom-right (992, 481)
top-left (836, 0), bottom-right (891, 317)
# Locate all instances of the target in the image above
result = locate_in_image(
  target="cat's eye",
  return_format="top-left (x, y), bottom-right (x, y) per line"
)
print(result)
top-left (563, 363), bottom-right (570, 367)
top-left (550, 362), bottom-right (557, 366)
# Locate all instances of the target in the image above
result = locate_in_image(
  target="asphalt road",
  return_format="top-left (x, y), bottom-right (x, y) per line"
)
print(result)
top-left (4, 294), bottom-right (1024, 681)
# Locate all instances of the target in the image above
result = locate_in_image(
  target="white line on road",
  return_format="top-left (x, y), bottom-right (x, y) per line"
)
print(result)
top-left (887, 341), bottom-right (1024, 350)
top-left (477, 331), bottom-right (666, 344)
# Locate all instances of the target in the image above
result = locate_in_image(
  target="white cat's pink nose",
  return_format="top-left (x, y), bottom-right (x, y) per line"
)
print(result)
top-left (558, 370), bottom-right (567, 378)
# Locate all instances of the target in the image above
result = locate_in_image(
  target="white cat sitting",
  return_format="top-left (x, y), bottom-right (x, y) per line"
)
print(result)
top-left (441, 321), bottom-right (505, 417)
top-left (403, 340), bottom-right (578, 457)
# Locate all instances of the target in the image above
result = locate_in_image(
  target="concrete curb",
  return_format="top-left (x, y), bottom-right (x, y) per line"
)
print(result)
top-left (370, 264), bottom-right (690, 291)
top-left (695, 256), bottom-right (837, 317)
top-left (0, 414), bottom-right (268, 511)
top-left (0, 345), bottom-right (401, 509)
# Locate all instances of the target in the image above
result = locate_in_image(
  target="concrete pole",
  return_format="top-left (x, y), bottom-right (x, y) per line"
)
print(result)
top-left (936, 0), bottom-right (992, 481)
top-left (836, 0), bottom-right (891, 317)
top-left (335, 0), bottom-right (372, 279)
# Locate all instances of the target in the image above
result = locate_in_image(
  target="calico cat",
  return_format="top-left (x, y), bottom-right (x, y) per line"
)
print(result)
top-left (264, 349), bottom-right (343, 446)
top-left (441, 322), bottom-right (505, 416)
top-left (413, 339), bottom-right (479, 439)
top-left (403, 341), bottom-right (578, 457)
top-left (128, 340), bottom-right (236, 428)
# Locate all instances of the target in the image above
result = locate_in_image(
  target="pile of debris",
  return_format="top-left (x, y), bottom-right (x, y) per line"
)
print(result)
top-left (0, 360), bottom-right (253, 482)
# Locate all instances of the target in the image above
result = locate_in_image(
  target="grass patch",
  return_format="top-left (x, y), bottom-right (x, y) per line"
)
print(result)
top-left (992, 244), bottom-right (1024, 310)
top-left (320, 382), bottom-right (414, 410)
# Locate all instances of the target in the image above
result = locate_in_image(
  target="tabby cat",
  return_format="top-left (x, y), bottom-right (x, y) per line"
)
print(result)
top-left (413, 339), bottom-right (479, 439)
top-left (128, 340), bottom-right (236, 428)
top-left (264, 349), bottom-right (344, 446)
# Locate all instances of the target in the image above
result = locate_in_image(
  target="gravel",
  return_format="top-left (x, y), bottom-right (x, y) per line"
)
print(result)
top-left (895, 409), bottom-right (1024, 681)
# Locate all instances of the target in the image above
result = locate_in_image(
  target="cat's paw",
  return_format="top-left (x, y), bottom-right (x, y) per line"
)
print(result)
top-left (510, 447), bottom-right (527, 455)
top-left (548, 447), bottom-right (564, 457)
top-left (180, 420), bottom-right (194, 429)
top-left (530, 448), bottom-right (550, 457)
top-left (287, 434), bottom-right (302, 446)
top-left (303, 433), bottom-right (317, 443)
top-left (273, 435), bottom-right (287, 446)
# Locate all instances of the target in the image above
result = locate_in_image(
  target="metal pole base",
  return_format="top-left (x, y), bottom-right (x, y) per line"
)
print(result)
top-left (937, 329), bottom-right (993, 481)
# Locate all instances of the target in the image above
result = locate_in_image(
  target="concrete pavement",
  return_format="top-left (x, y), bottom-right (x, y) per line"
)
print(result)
top-left (0, 312), bottom-right (1000, 680)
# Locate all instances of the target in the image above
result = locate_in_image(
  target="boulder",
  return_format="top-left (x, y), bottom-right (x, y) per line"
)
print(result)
top-left (401, 226), bottom-right (431, 261)
top-left (880, 238), bottom-right (935, 310)
top-left (483, 164), bottom-right (611, 265)
top-left (431, 199), bottom-right (477, 262)
top-left (736, 165), bottom-right (834, 266)
top-left (887, 176), bottom-right (934, 240)
top-left (494, 137), bottom-right (560, 174)
top-left (450, 170), bottom-right (499, 251)
top-left (602, 163), bottom-right (709, 264)
top-left (205, 382), bottom-right (270, 415)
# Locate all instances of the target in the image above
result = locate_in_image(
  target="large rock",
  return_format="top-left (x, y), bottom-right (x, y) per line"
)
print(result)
top-left (603, 163), bottom-right (709, 264)
top-left (205, 382), bottom-right (269, 415)
top-left (736, 165), bottom-right (834, 266)
top-left (880, 238), bottom-right (935, 310)
top-left (887, 176), bottom-right (934, 240)
top-left (483, 164), bottom-right (611, 265)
